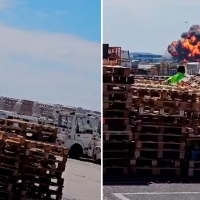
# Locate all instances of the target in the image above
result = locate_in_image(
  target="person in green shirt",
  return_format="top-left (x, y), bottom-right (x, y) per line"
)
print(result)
top-left (167, 65), bottom-right (186, 84)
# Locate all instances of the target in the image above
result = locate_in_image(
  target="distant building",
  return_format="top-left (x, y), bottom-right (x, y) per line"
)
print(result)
top-left (130, 52), bottom-right (174, 63)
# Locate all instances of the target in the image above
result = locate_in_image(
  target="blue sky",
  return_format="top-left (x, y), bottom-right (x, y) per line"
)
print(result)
top-left (104, 0), bottom-right (200, 55)
top-left (0, 0), bottom-right (100, 111)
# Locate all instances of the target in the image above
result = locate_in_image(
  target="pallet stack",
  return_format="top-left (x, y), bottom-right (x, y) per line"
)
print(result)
top-left (103, 65), bottom-right (133, 175)
top-left (186, 120), bottom-right (200, 177)
top-left (104, 73), bottom-right (200, 178)
top-left (19, 140), bottom-right (68, 200)
top-left (186, 134), bottom-right (200, 177)
top-left (0, 132), bottom-right (24, 200)
top-left (0, 119), bottom-right (58, 143)
top-left (0, 119), bottom-right (68, 199)
top-left (130, 81), bottom-right (197, 177)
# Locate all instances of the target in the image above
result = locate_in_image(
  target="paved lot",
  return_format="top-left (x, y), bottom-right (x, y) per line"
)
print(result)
top-left (103, 181), bottom-right (200, 200)
top-left (62, 158), bottom-right (101, 200)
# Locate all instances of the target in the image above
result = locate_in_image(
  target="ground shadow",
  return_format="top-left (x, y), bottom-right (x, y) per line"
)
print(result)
top-left (69, 157), bottom-right (101, 165)
top-left (103, 175), bottom-right (200, 185)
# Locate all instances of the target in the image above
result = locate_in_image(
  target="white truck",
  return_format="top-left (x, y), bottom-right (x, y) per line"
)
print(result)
top-left (56, 112), bottom-right (101, 162)
top-left (87, 120), bottom-right (101, 163)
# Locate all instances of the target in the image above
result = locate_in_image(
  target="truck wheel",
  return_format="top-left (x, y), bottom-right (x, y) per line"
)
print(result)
top-left (69, 144), bottom-right (83, 159)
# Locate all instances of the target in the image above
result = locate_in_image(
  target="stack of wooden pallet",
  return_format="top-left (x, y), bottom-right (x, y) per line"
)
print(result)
top-left (130, 82), bottom-right (199, 177)
top-left (186, 113), bottom-right (200, 177)
top-left (0, 132), bottom-right (24, 200)
top-left (0, 119), bottom-right (58, 143)
top-left (19, 140), bottom-right (68, 200)
top-left (0, 119), bottom-right (68, 199)
top-left (186, 132), bottom-right (200, 177)
top-left (103, 65), bottom-right (133, 175)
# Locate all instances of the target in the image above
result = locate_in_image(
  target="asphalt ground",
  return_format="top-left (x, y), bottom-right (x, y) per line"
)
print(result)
top-left (103, 176), bottom-right (200, 200)
top-left (62, 158), bottom-right (101, 200)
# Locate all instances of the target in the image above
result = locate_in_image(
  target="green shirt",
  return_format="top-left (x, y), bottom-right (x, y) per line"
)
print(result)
top-left (167, 72), bottom-right (185, 84)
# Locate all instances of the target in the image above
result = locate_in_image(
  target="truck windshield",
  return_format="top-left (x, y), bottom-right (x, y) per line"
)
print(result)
top-left (61, 116), bottom-right (73, 129)
top-left (77, 116), bottom-right (93, 133)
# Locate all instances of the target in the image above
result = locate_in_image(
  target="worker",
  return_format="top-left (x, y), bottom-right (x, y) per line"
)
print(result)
top-left (167, 65), bottom-right (186, 84)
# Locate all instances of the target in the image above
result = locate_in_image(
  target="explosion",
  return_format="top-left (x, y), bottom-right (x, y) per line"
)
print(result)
top-left (168, 25), bottom-right (200, 62)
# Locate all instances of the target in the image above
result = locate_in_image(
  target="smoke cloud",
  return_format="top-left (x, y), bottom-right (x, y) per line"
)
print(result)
top-left (168, 24), bottom-right (200, 62)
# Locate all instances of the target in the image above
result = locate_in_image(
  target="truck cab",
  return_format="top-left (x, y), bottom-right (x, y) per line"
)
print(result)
top-left (56, 112), bottom-right (98, 159)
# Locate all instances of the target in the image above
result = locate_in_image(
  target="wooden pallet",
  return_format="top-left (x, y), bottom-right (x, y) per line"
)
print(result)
top-left (136, 114), bottom-right (187, 126)
top-left (20, 190), bottom-right (62, 200)
top-left (104, 92), bottom-right (132, 102)
top-left (103, 101), bottom-right (132, 110)
top-left (0, 131), bottom-right (24, 144)
top-left (130, 158), bottom-right (181, 168)
top-left (188, 161), bottom-right (200, 168)
top-left (21, 173), bottom-right (64, 186)
top-left (135, 141), bottom-right (185, 151)
top-left (3, 142), bottom-right (24, 153)
top-left (131, 86), bottom-right (198, 102)
top-left (103, 158), bottom-right (130, 167)
top-left (0, 190), bottom-right (15, 200)
top-left (22, 156), bottom-right (66, 171)
top-left (104, 118), bottom-right (130, 126)
top-left (136, 124), bottom-right (186, 135)
top-left (21, 165), bottom-right (63, 178)
top-left (132, 98), bottom-right (192, 110)
top-left (0, 155), bottom-right (20, 168)
top-left (0, 119), bottom-right (58, 143)
top-left (103, 166), bottom-right (129, 175)
top-left (103, 149), bottom-right (130, 159)
top-left (130, 167), bottom-right (181, 176)
top-left (1, 119), bottom-right (57, 133)
top-left (2, 126), bottom-right (57, 143)
top-left (186, 138), bottom-right (200, 148)
top-left (103, 131), bottom-right (133, 141)
top-left (134, 133), bottom-right (185, 143)
top-left (103, 84), bottom-right (131, 92)
top-left (0, 165), bottom-right (19, 176)
top-left (0, 182), bottom-right (13, 192)
top-left (104, 124), bottom-right (132, 132)
top-left (1, 149), bottom-right (21, 160)
top-left (24, 131), bottom-right (57, 143)
top-left (0, 175), bottom-right (17, 184)
top-left (131, 87), bottom-right (166, 99)
top-left (24, 140), bottom-right (68, 157)
top-left (24, 149), bottom-right (68, 164)
top-left (21, 179), bottom-right (63, 193)
top-left (103, 110), bottom-right (130, 118)
top-left (103, 65), bottom-right (131, 76)
top-left (188, 168), bottom-right (200, 176)
top-left (134, 149), bottom-right (185, 159)
top-left (132, 106), bottom-right (175, 115)
top-left (103, 74), bottom-right (133, 84)
top-left (103, 141), bottom-right (131, 151)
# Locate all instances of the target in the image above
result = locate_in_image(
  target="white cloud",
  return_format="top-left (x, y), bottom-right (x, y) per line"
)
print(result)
top-left (103, 0), bottom-right (200, 54)
top-left (0, 24), bottom-right (100, 110)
